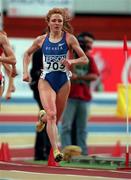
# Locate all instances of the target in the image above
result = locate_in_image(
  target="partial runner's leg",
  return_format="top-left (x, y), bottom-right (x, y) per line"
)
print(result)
top-left (38, 79), bottom-right (63, 162)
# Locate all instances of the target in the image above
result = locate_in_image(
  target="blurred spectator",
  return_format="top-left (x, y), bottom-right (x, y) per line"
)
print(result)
top-left (0, 62), bottom-right (15, 100)
top-left (0, 30), bottom-right (17, 100)
top-left (0, 63), bottom-right (16, 99)
top-left (61, 32), bottom-right (100, 155)
top-left (29, 48), bottom-right (51, 160)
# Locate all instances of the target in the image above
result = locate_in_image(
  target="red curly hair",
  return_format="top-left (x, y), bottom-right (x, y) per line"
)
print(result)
top-left (45, 8), bottom-right (73, 34)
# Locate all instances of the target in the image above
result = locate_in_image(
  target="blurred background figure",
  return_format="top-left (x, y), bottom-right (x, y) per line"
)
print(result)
top-left (29, 47), bottom-right (51, 160)
top-left (0, 30), bottom-right (17, 102)
top-left (61, 32), bottom-right (100, 155)
top-left (0, 62), bottom-right (15, 100)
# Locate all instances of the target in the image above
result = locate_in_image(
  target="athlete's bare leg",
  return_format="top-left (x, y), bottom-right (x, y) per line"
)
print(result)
top-left (38, 79), bottom-right (58, 152)
top-left (38, 79), bottom-right (70, 162)
top-left (36, 81), bottom-right (70, 131)
top-left (56, 81), bottom-right (71, 122)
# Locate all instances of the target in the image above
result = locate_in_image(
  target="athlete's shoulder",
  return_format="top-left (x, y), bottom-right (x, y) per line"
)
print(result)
top-left (65, 32), bottom-right (78, 48)
top-left (65, 32), bottom-right (76, 41)
top-left (34, 34), bottom-right (47, 47)
top-left (0, 30), bottom-right (7, 36)
top-left (65, 32), bottom-right (72, 38)
top-left (0, 31), bottom-right (8, 45)
top-left (35, 34), bottom-right (47, 43)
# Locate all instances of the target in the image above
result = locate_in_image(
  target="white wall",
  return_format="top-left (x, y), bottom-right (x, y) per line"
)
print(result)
top-left (1, 0), bottom-right (131, 16)
top-left (75, 0), bottom-right (131, 14)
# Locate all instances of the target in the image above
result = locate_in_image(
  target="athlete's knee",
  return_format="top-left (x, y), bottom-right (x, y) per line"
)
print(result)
top-left (47, 110), bottom-right (57, 122)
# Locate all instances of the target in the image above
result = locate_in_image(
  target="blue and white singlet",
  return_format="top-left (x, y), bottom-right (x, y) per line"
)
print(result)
top-left (40, 32), bottom-right (70, 92)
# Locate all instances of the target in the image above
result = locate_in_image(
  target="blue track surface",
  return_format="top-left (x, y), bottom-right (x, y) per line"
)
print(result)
top-left (1, 97), bottom-right (116, 105)
top-left (0, 123), bottom-right (130, 133)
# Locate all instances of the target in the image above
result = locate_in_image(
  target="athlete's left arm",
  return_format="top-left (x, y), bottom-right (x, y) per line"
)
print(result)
top-left (62, 34), bottom-right (89, 69)
top-left (69, 34), bottom-right (89, 65)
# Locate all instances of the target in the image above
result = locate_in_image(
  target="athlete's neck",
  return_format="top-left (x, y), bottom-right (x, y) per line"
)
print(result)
top-left (49, 31), bottom-right (63, 43)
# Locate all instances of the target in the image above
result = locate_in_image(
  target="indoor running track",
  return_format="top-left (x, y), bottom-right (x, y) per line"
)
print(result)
top-left (0, 161), bottom-right (131, 180)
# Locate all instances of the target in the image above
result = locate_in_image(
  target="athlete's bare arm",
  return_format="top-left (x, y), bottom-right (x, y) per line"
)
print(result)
top-left (62, 34), bottom-right (89, 69)
top-left (69, 34), bottom-right (89, 64)
top-left (23, 35), bottom-right (46, 82)
top-left (0, 33), bottom-right (16, 65)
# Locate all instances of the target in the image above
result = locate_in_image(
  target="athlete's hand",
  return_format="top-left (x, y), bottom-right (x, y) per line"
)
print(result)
top-left (11, 65), bottom-right (18, 77)
top-left (23, 72), bottom-right (31, 82)
top-left (5, 90), bottom-right (12, 100)
top-left (71, 73), bottom-right (78, 80)
top-left (61, 59), bottom-right (71, 70)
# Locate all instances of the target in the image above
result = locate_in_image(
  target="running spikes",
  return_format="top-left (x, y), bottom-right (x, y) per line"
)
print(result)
top-left (53, 149), bottom-right (63, 162)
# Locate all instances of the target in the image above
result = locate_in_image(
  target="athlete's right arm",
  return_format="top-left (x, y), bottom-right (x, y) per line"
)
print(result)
top-left (23, 35), bottom-right (45, 82)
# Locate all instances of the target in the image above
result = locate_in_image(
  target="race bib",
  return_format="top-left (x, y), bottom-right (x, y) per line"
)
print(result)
top-left (44, 61), bottom-right (65, 71)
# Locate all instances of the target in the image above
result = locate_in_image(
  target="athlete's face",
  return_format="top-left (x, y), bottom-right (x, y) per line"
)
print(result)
top-left (48, 13), bottom-right (64, 32)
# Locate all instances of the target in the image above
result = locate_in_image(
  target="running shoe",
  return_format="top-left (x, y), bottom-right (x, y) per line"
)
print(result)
top-left (53, 149), bottom-right (63, 162)
top-left (36, 110), bottom-right (46, 132)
